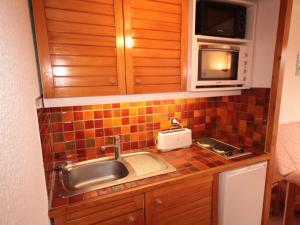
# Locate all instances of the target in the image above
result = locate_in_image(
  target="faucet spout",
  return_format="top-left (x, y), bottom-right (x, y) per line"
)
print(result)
top-left (100, 136), bottom-right (122, 160)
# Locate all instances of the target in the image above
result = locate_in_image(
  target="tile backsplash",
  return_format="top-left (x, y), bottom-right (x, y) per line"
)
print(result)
top-left (37, 88), bottom-right (270, 198)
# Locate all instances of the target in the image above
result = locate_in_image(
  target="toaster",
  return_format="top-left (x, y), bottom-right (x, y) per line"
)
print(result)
top-left (157, 128), bottom-right (192, 152)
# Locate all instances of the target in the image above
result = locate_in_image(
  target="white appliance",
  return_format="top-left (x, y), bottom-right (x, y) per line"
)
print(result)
top-left (189, 42), bottom-right (251, 91)
top-left (156, 128), bottom-right (192, 152)
top-left (218, 161), bottom-right (267, 225)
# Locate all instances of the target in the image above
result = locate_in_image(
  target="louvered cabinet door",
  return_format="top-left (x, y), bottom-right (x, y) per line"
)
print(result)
top-left (32, 0), bottom-right (126, 98)
top-left (123, 0), bottom-right (188, 94)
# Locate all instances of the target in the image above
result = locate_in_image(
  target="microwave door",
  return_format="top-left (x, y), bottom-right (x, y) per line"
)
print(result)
top-left (198, 47), bottom-right (239, 84)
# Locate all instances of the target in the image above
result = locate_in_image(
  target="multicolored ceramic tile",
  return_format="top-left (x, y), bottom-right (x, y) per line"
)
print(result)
top-left (37, 88), bottom-right (270, 202)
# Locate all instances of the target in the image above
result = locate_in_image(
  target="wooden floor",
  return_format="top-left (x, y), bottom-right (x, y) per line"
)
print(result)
top-left (269, 205), bottom-right (300, 225)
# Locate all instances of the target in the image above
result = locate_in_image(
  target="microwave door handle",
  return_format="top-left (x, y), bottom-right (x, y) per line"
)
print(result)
top-left (199, 48), bottom-right (239, 53)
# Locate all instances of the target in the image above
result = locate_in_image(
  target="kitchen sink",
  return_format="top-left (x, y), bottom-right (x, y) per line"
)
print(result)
top-left (58, 152), bottom-right (176, 197)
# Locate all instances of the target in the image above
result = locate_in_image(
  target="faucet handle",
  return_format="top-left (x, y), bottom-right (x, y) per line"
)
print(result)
top-left (107, 135), bottom-right (120, 144)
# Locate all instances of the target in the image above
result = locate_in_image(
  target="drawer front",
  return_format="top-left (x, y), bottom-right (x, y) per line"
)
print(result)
top-left (94, 210), bottom-right (144, 225)
top-left (66, 194), bottom-right (143, 225)
top-left (146, 175), bottom-right (213, 225)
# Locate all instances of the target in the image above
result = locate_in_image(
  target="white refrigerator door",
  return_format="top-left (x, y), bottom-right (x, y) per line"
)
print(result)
top-left (218, 161), bottom-right (267, 225)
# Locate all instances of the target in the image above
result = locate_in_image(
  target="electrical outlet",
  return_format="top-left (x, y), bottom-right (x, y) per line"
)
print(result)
top-left (296, 52), bottom-right (300, 75)
top-left (170, 118), bottom-right (179, 125)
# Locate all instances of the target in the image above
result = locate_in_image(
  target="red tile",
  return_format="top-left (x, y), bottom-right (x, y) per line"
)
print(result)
top-left (94, 111), bottom-right (103, 119)
top-left (63, 122), bottom-right (74, 131)
top-left (122, 109), bottom-right (129, 117)
top-left (130, 125), bottom-right (138, 133)
top-left (51, 123), bottom-right (63, 132)
top-left (103, 110), bottom-right (112, 118)
top-left (94, 120), bottom-right (103, 128)
top-left (122, 117), bottom-right (129, 125)
top-left (95, 129), bottom-right (104, 137)
top-left (85, 120), bottom-right (94, 129)
top-left (75, 131), bottom-right (84, 139)
top-left (73, 111), bottom-right (83, 121)
top-left (104, 128), bottom-right (113, 136)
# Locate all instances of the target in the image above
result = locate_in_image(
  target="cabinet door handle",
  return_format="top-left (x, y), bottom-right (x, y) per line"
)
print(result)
top-left (155, 198), bottom-right (163, 205)
top-left (135, 79), bottom-right (142, 84)
top-left (109, 79), bottom-right (116, 85)
top-left (128, 215), bottom-right (135, 222)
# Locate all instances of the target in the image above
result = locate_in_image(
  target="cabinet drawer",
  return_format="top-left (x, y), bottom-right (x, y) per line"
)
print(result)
top-left (66, 194), bottom-right (143, 225)
top-left (146, 175), bottom-right (213, 225)
top-left (94, 210), bottom-right (144, 225)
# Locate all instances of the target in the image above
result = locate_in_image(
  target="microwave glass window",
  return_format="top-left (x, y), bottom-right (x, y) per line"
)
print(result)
top-left (198, 50), bottom-right (239, 81)
top-left (203, 7), bottom-right (235, 37)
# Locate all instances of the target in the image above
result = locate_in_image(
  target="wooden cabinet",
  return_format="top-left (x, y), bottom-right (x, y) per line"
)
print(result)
top-left (32, 0), bottom-right (126, 97)
top-left (123, 0), bottom-right (187, 93)
top-left (54, 194), bottom-right (144, 225)
top-left (32, 0), bottom-right (187, 98)
top-left (145, 175), bottom-right (213, 225)
top-left (51, 175), bottom-right (215, 225)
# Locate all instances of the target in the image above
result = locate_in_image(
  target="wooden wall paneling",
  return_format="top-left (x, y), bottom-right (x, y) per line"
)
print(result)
top-left (32, 0), bottom-right (55, 97)
top-left (123, 0), bottom-right (186, 94)
top-left (262, 0), bottom-right (294, 225)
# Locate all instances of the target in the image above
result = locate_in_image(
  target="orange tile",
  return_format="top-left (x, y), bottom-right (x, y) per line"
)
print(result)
top-left (138, 101), bottom-right (146, 107)
top-left (160, 122), bottom-right (169, 130)
top-left (160, 114), bottom-right (169, 122)
top-left (138, 107), bottom-right (146, 115)
top-left (84, 111), bottom-right (94, 120)
top-left (153, 106), bottom-right (160, 114)
top-left (92, 105), bottom-right (102, 110)
top-left (121, 125), bottom-right (130, 134)
top-left (129, 117), bottom-right (138, 124)
top-left (64, 132), bottom-right (75, 141)
top-left (74, 121), bottom-right (84, 130)
top-left (153, 114), bottom-right (160, 123)
top-left (130, 133), bottom-right (139, 142)
top-left (120, 102), bottom-right (129, 108)
top-left (129, 102), bottom-right (138, 107)
top-left (103, 118), bottom-right (113, 128)
top-left (62, 112), bottom-right (73, 122)
top-left (95, 137), bottom-right (104, 147)
top-left (85, 129), bottom-right (95, 138)
top-left (103, 104), bottom-right (112, 109)
top-left (53, 143), bottom-right (64, 152)
top-left (129, 107), bottom-right (138, 116)
top-left (194, 110), bottom-right (200, 117)
top-left (139, 132), bottom-right (147, 141)
top-left (174, 112), bottom-right (181, 118)
top-left (112, 117), bottom-right (122, 127)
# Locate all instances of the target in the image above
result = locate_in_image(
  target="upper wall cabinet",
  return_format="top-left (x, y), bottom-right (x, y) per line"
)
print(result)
top-left (32, 0), bottom-right (188, 98)
top-left (123, 0), bottom-right (187, 94)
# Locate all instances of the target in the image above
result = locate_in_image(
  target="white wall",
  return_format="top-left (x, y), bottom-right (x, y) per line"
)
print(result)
top-left (251, 0), bottom-right (280, 88)
top-left (279, 0), bottom-right (300, 124)
top-left (0, 1), bottom-right (49, 225)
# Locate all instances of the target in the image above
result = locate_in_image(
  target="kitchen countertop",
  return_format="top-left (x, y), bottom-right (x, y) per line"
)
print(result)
top-left (49, 141), bottom-right (270, 215)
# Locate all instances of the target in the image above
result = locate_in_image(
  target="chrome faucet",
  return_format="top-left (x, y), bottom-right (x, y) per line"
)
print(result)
top-left (100, 136), bottom-right (122, 160)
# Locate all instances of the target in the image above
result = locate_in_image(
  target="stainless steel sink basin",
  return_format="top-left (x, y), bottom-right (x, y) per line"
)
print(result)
top-left (58, 152), bottom-right (176, 197)
top-left (61, 160), bottom-right (129, 191)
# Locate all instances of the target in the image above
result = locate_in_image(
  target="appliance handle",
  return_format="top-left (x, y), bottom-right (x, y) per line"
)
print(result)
top-left (199, 48), bottom-right (239, 53)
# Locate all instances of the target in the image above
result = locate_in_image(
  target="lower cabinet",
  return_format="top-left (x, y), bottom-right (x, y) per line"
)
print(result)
top-left (52, 175), bottom-right (214, 225)
top-left (145, 175), bottom-right (213, 225)
top-left (93, 210), bottom-right (144, 225)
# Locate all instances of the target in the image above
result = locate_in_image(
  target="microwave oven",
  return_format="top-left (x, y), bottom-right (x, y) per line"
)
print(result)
top-left (195, 1), bottom-right (246, 38)
top-left (189, 42), bottom-right (250, 91)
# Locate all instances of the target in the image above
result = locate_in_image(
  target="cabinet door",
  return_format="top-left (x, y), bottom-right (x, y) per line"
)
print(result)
top-left (94, 210), bottom-right (144, 225)
top-left (32, 0), bottom-right (126, 97)
top-left (123, 0), bottom-right (188, 94)
top-left (145, 175), bottom-right (213, 225)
